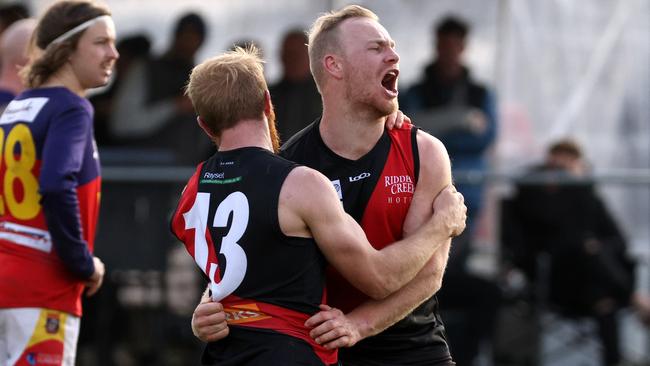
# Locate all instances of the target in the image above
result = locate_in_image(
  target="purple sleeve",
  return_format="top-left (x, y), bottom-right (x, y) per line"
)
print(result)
top-left (39, 106), bottom-right (95, 279)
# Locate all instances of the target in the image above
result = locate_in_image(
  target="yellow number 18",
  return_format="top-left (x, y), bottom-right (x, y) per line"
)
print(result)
top-left (0, 124), bottom-right (41, 220)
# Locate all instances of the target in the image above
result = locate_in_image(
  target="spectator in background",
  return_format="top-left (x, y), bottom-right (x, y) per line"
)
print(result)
top-left (402, 15), bottom-right (497, 230)
top-left (90, 34), bottom-right (151, 146)
top-left (109, 12), bottom-right (212, 164)
top-left (0, 3), bottom-right (29, 35)
top-left (0, 18), bottom-right (35, 111)
top-left (269, 29), bottom-right (321, 143)
top-left (510, 138), bottom-right (650, 366)
top-left (402, 15), bottom-right (500, 366)
top-left (0, 2), bottom-right (31, 111)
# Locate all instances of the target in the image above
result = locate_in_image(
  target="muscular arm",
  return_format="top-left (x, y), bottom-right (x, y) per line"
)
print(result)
top-left (280, 165), bottom-right (459, 300)
top-left (307, 131), bottom-right (461, 347)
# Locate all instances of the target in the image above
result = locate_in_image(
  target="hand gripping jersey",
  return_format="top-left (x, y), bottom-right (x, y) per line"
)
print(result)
top-left (171, 147), bottom-right (335, 365)
top-left (281, 120), bottom-right (453, 365)
top-left (0, 87), bottom-right (101, 317)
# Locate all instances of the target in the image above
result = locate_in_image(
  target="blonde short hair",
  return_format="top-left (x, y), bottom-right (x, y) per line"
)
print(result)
top-left (307, 5), bottom-right (378, 92)
top-left (185, 46), bottom-right (268, 136)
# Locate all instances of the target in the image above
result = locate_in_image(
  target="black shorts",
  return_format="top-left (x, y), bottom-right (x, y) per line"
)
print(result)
top-left (341, 360), bottom-right (454, 366)
top-left (201, 327), bottom-right (327, 366)
top-left (340, 346), bottom-right (455, 366)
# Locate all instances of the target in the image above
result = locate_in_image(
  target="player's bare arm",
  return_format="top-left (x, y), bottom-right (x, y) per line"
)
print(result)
top-left (306, 131), bottom-right (466, 348)
top-left (279, 165), bottom-right (462, 300)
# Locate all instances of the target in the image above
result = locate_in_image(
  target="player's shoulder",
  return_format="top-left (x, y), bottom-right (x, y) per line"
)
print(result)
top-left (30, 87), bottom-right (89, 109)
top-left (283, 164), bottom-right (332, 199)
top-left (2, 88), bottom-right (91, 128)
top-left (415, 128), bottom-right (448, 158)
top-left (286, 165), bottom-right (327, 185)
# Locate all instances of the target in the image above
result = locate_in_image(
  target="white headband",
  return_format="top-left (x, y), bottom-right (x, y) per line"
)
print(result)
top-left (48, 15), bottom-right (111, 46)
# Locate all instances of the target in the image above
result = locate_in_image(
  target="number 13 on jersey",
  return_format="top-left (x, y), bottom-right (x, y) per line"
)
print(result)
top-left (183, 191), bottom-right (249, 302)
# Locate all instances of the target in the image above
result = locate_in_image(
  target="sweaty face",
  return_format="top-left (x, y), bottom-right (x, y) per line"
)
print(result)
top-left (68, 17), bottom-right (119, 90)
top-left (339, 18), bottom-right (400, 117)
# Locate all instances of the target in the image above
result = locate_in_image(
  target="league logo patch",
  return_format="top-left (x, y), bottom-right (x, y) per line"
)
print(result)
top-left (26, 353), bottom-right (37, 365)
top-left (45, 314), bottom-right (60, 334)
top-left (331, 179), bottom-right (343, 200)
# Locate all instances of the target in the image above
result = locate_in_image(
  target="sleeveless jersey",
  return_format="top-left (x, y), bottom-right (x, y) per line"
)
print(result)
top-left (281, 120), bottom-right (453, 365)
top-left (170, 147), bottom-right (335, 365)
top-left (0, 87), bottom-right (101, 317)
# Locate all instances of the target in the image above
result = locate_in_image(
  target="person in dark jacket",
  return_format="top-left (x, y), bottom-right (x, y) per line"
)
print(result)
top-left (511, 138), bottom-right (650, 365)
top-left (402, 16), bottom-right (500, 365)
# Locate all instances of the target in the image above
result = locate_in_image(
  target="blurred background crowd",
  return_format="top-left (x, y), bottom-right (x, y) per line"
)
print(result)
top-left (1, 0), bottom-right (648, 365)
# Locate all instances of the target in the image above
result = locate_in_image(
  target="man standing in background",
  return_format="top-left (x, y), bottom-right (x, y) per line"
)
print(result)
top-left (402, 15), bottom-right (500, 365)
top-left (269, 29), bottom-right (322, 143)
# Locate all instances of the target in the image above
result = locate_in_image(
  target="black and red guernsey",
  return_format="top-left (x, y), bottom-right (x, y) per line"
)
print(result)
top-left (171, 147), bottom-right (334, 365)
top-left (281, 120), bottom-right (453, 365)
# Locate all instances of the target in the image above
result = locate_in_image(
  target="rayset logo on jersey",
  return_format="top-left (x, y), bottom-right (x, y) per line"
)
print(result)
top-left (203, 171), bottom-right (225, 180)
top-left (349, 172), bottom-right (371, 182)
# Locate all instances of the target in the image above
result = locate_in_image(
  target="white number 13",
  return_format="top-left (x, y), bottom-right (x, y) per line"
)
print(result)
top-left (184, 191), bottom-right (249, 301)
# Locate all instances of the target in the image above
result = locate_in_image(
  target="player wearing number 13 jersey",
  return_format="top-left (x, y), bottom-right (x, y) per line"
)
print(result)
top-left (171, 47), bottom-right (464, 365)
top-left (0, 2), bottom-right (118, 365)
top-left (172, 148), bottom-right (334, 365)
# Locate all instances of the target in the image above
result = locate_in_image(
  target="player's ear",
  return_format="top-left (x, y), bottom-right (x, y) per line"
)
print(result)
top-left (323, 54), bottom-right (343, 80)
top-left (197, 116), bottom-right (216, 140)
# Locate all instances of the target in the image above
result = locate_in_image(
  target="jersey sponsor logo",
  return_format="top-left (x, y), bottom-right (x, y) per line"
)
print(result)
top-left (349, 172), bottom-right (371, 182)
top-left (385, 175), bottom-right (414, 204)
top-left (0, 98), bottom-right (49, 125)
top-left (200, 176), bottom-right (242, 185)
top-left (0, 222), bottom-right (52, 253)
top-left (26, 352), bottom-right (62, 365)
top-left (331, 179), bottom-right (343, 200)
top-left (224, 303), bottom-right (271, 324)
top-left (203, 171), bottom-right (225, 180)
top-left (384, 175), bottom-right (414, 194)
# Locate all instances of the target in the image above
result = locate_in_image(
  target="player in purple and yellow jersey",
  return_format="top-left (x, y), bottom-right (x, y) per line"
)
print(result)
top-left (0, 1), bottom-right (118, 365)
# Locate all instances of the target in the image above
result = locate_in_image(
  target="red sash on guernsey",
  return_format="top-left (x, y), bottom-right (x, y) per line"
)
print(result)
top-left (222, 295), bottom-right (337, 365)
top-left (327, 125), bottom-right (417, 313)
